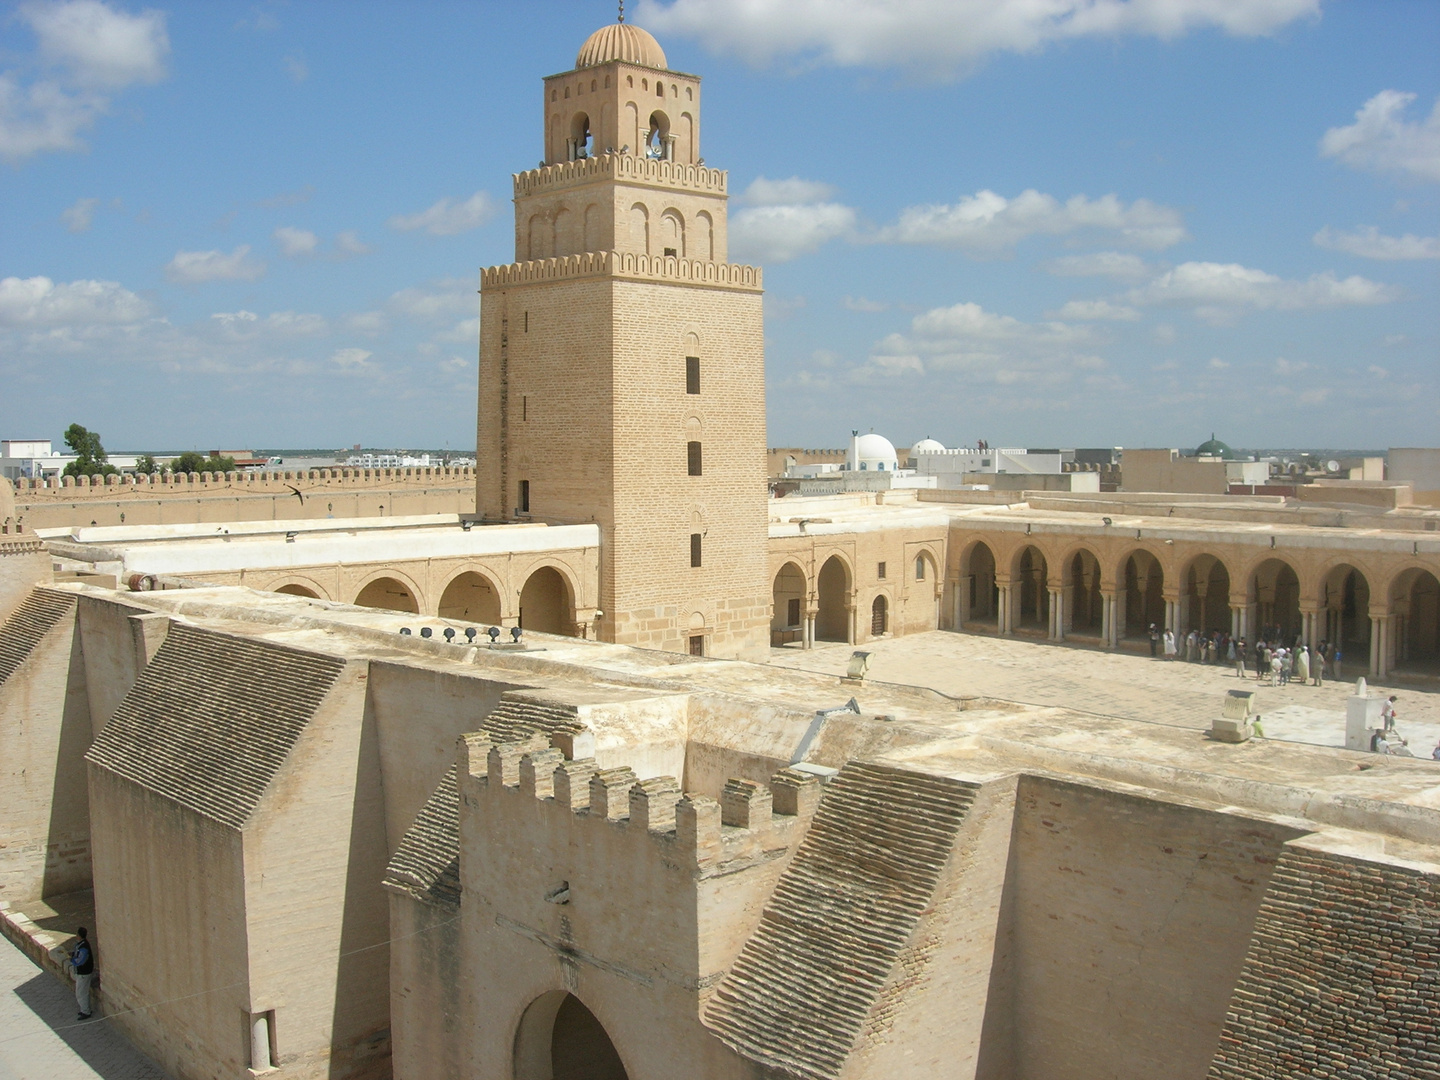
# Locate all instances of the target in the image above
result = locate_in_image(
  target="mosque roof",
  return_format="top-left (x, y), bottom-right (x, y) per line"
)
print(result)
top-left (911, 438), bottom-right (946, 455)
top-left (1193, 434), bottom-right (1238, 459)
top-left (577, 22), bottom-right (667, 70)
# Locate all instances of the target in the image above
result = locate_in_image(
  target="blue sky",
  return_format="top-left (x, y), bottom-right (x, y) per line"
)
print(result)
top-left (1, 0), bottom-right (1437, 453)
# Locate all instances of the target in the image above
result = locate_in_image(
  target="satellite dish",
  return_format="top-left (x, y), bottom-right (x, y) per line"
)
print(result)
top-left (1326, 460), bottom-right (1340, 473)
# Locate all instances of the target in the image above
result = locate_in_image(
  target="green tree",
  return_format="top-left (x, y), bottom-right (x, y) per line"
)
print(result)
top-left (133, 453), bottom-right (159, 474)
top-left (61, 423), bottom-right (118, 478)
top-left (169, 451), bottom-right (237, 474)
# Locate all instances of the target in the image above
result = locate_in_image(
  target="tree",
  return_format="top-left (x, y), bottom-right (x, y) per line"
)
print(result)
top-left (61, 423), bottom-right (118, 478)
top-left (169, 451), bottom-right (237, 475)
top-left (133, 454), bottom-right (159, 474)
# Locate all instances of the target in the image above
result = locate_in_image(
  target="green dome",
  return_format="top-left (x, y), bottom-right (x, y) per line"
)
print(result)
top-left (1192, 433), bottom-right (1237, 459)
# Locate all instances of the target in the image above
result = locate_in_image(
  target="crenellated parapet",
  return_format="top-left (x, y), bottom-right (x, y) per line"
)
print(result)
top-left (513, 154), bottom-right (727, 198)
top-left (481, 250), bottom-right (761, 292)
top-left (461, 732), bottom-right (819, 874)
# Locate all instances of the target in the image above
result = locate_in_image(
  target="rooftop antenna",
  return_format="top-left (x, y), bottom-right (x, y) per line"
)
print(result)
top-left (618, 0), bottom-right (624, 22)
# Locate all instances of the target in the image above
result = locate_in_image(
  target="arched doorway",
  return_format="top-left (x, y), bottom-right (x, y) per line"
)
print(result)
top-left (1122, 551), bottom-right (1164, 639)
top-left (514, 990), bottom-right (629, 1080)
top-left (815, 555), bottom-right (850, 643)
top-left (1014, 546), bottom-right (1049, 631)
top-left (1066, 549), bottom-right (1102, 636)
top-left (438, 571), bottom-right (502, 624)
top-left (1250, 558), bottom-right (1301, 642)
top-left (1320, 564), bottom-right (1371, 662)
top-left (871, 594), bottom-right (888, 637)
top-left (354, 576), bottom-right (419, 614)
top-left (519, 566), bottom-right (574, 637)
top-left (962, 542), bottom-right (998, 629)
top-left (772, 562), bottom-right (806, 645)
top-left (1183, 555), bottom-right (1231, 634)
top-left (274, 583), bottom-right (319, 599)
top-left (1390, 568), bottom-right (1440, 676)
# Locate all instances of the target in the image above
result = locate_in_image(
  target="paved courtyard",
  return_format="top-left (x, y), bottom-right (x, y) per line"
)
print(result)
top-left (771, 631), bottom-right (1440, 760)
top-left (0, 937), bottom-right (168, 1080)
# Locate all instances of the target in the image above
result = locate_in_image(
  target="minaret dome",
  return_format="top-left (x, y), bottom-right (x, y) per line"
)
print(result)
top-left (576, 23), bottom-right (667, 70)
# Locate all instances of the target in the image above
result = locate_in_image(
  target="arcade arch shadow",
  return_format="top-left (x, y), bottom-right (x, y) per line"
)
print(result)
top-left (519, 566), bottom-right (576, 637)
top-left (815, 555), bottom-right (851, 643)
top-left (438, 570), bottom-right (503, 625)
top-left (354, 575), bottom-right (420, 615)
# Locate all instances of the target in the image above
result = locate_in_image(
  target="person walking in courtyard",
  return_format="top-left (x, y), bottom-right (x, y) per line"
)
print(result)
top-left (1314, 641), bottom-right (1326, 686)
top-left (1148, 623), bottom-right (1158, 658)
top-left (1381, 695), bottom-right (1398, 732)
top-left (1270, 650), bottom-right (1283, 687)
top-left (1295, 644), bottom-right (1310, 685)
top-left (69, 926), bottom-right (95, 1020)
top-left (1234, 637), bottom-right (1246, 677)
top-left (1163, 628), bottom-right (1176, 660)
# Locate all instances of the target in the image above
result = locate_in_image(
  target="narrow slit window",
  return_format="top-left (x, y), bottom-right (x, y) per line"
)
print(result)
top-left (915, 556), bottom-right (926, 580)
top-left (877, 561), bottom-right (887, 580)
top-left (690, 532), bottom-right (702, 567)
top-left (685, 355), bottom-right (700, 394)
top-left (517, 479), bottom-right (530, 513)
top-left (687, 441), bottom-right (702, 476)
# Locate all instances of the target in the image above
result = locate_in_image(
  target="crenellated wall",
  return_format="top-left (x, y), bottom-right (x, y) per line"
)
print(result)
top-left (13, 467), bottom-right (476, 530)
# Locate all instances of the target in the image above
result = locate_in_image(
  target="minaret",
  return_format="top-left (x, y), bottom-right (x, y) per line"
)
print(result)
top-left (475, 20), bottom-right (770, 661)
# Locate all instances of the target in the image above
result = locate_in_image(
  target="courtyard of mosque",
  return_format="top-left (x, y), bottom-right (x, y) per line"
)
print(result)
top-left (770, 631), bottom-right (1440, 759)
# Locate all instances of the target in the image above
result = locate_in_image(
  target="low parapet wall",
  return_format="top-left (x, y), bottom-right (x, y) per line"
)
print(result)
top-left (13, 468), bottom-right (476, 530)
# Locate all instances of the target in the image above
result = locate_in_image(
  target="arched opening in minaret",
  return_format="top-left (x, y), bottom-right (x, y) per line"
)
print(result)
top-left (646, 111), bottom-right (671, 160)
top-left (514, 991), bottom-right (629, 1080)
top-left (569, 112), bottom-right (591, 160)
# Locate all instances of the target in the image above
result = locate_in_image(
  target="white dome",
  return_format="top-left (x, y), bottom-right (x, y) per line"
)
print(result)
top-left (911, 438), bottom-right (946, 455)
top-left (851, 433), bottom-right (899, 472)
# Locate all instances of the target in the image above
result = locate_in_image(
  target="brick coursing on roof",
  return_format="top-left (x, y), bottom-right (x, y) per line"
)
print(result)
top-left (1208, 846), bottom-right (1439, 1080)
top-left (0, 588), bottom-right (74, 689)
top-left (384, 765), bottom-right (461, 909)
top-left (85, 621), bottom-right (346, 829)
top-left (704, 761), bottom-right (977, 1080)
top-left (382, 697), bottom-right (586, 908)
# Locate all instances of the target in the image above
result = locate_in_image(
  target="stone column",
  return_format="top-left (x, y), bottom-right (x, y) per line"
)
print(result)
top-left (251, 1013), bottom-right (272, 1071)
top-left (1100, 593), bottom-right (1114, 649)
top-left (1369, 613), bottom-right (1383, 677)
top-left (998, 584), bottom-right (1012, 635)
top-left (1052, 587), bottom-right (1066, 642)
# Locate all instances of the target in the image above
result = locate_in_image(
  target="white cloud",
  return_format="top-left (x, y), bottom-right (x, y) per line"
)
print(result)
top-left (637, 0), bottom-right (1318, 77)
top-left (1041, 250), bottom-right (1153, 281)
top-left (855, 300), bottom-right (1094, 382)
top-left (165, 245), bottom-right (266, 284)
top-left (330, 347), bottom-right (373, 368)
top-left (1208, 357), bottom-right (1229, 369)
top-left (0, 275), bottom-right (150, 325)
top-left (878, 189), bottom-right (1186, 253)
top-left (388, 191), bottom-right (496, 236)
top-left (1050, 299), bottom-right (1141, 321)
top-left (60, 195), bottom-right (99, 232)
top-left (22, 0), bottom-right (169, 88)
top-left (386, 279), bottom-right (474, 320)
top-left (1, 1), bottom-right (169, 161)
top-left (1320, 91), bottom-right (1440, 183)
top-left (1367, 364), bottom-right (1388, 379)
top-left (1274, 357), bottom-right (1308, 375)
top-left (733, 202), bottom-right (856, 262)
top-left (334, 230), bottom-right (371, 257)
top-left (1125, 261), bottom-right (1401, 321)
top-left (211, 309), bottom-right (328, 338)
top-left (273, 226), bottom-right (319, 257)
top-left (730, 176), bottom-right (856, 263)
top-left (845, 295), bottom-right (888, 312)
top-left (1313, 225), bottom-right (1440, 260)
top-left (283, 54), bottom-right (307, 83)
top-left (739, 176), bottom-right (837, 205)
